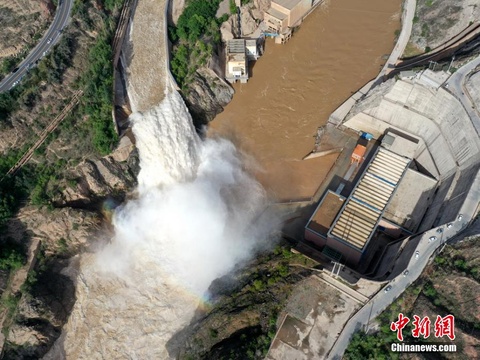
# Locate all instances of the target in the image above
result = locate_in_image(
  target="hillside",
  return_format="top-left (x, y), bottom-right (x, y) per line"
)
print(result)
top-left (0, 0), bottom-right (52, 80)
top-left (345, 230), bottom-right (480, 359)
top-left (0, 0), bottom-right (139, 357)
top-left (404, 0), bottom-right (480, 57)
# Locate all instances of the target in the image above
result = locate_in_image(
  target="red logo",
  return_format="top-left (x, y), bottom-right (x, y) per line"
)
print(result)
top-left (412, 315), bottom-right (431, 339)
top-left (434, 315), bottom-right (456, 340)
top-left (390, 313), bottom-right (410, 341)
top-left (390, 314), bottom-right (455, 341)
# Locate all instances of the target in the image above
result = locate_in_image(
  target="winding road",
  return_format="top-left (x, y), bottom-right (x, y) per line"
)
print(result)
top-left (0, 0), bottom-right (73, 93)
top-left (444, 55), bottom-right (480, 136)
top-left (327, 168), bottom-right (480, 359)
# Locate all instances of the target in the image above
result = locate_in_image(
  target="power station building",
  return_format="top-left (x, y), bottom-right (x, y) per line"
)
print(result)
top-left (225, 39), bottom-right (260, 83)
top-left (264, 0), bottom-right (320, 43)
top-left (305, 131), bottom-right (437, 268)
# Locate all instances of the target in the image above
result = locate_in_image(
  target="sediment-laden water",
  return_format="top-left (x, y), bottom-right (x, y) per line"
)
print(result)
top-left (210, 0), bottom-right (402, 200)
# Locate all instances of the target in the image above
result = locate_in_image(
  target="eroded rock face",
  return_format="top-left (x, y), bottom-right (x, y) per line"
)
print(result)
top-left (185, 67), bottom-right (234, 127)
top-left (170, 0), bottom-right (186, 24)
top-left (2, 204), bottom-right (100, 359)
top-left (77, 156), bottom-right (136, 196)
top-left (57, 143), bottom-right (139, 206)
top-left (4, 260), bottom-right (78, 360)
top-left (8, 206), bottom-right (99, 255)
top-left (254, 0), bottom-right (271, 15)
top-left (241, 6), bottom-right (259, 36)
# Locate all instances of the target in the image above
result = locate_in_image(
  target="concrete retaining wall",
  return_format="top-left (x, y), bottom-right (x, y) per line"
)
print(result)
top-left (343, 78), bottom-right (480, 227)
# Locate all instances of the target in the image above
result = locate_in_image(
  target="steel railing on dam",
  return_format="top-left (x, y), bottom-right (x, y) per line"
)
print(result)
top-left (112, 0), bottom-right (136, 68)
top-left (164, 0), bottom-right (180, 91)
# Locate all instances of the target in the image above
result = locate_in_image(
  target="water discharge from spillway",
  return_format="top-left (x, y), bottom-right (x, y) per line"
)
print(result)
top-left (45, 91), bottom-right (277, 359)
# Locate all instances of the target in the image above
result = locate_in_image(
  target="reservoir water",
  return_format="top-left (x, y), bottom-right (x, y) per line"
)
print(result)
top-left (210, 0), bottom-right (402, 200)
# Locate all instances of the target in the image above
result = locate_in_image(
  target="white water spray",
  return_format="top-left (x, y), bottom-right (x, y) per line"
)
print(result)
top-left (45, 91), bottom-right (277, 359)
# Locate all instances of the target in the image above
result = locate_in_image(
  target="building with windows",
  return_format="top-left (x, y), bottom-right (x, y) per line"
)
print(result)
top-left (225, 39), bottom-right (260, 83)
top-left (264, 0), bottom-right (318, 43)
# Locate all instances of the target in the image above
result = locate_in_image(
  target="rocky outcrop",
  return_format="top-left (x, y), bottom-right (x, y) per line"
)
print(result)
top-left (220, 3), bottom-right (263, 40)
top-left (8, 206), bottom-right (99, 256)
top-left (169, 0), bottom-right (186, 25)
top-left (3, 258), bottom-right (77, 360)
top-left (57, 140), bottom-right (139, 206)
top-left (220, 20), bottom-right (235, 42)
top-left (185, 67), bottom-right (234, 128)
top-left (240, 5), bottom-right (260, 37)
top-left (2, 205), bottom-right (95, 359)
top-left (253, 0), bottom-right (271, 14)
top-left (168, 247), bottom-right (313, 359)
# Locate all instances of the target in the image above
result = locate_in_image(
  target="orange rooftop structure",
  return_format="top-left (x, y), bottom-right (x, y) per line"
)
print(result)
top-left (351, 144), bottom-right (366, 164)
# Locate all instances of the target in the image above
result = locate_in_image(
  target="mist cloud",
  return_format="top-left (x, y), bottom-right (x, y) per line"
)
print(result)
top-left (96, 91), bottom-right (279, 296)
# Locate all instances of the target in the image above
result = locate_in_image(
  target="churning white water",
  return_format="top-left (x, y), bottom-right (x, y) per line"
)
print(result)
top-left (132, 92), bottom-right (200, 189)
top-left (45, 91), bottom-right (277, 359)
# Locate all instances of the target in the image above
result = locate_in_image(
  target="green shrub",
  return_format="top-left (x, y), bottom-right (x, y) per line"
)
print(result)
top-left (209, 328), bottom-right (218, 338)
top-left (169, 0), bottom-right (224, 88)
top-left (80, 33), bottom-right (119, 155)
top-left (229, 0), bottom-right (237, 14)
top-left (0, 243), bottom-right (26, 271)
top-left (253, 279), bottom-right (265, 291)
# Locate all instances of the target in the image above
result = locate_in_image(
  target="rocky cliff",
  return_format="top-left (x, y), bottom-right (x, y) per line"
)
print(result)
top-left (184, 66), bottom-right (234, 128)
top-left (57, 138), bottom-right (139, 206)
top-left (2, 205), bottom-right (100, 359)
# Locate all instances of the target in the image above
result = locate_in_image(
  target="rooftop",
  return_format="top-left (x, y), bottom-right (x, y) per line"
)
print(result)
top-left (266, 7), bottom-right (288, 20)
top-left (329, 147), bottom-right (411, 250)
top-left (307, 191), bottom-right (345, 236)
top-left (227, 39), bottom-right (246, 54)
top-left (384, 168), bottom-right (437, 232)
top-left (227, 53), bottom-right (246, 62)
top-left (381, 131), bottom-right (419, 159)
top-left (273, 0), bottom-right (304, 10)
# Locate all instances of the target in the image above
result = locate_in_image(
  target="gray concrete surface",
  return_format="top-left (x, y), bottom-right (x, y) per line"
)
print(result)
top-left (0, 0), bottom-right (73, 92)
top-left (465, 68), bottom-right (480, 116)
top-left (324, 57), bottom-right (480, 359)
top-left (344, 76), bottom-right (480, 233)
top-left (444, 55), bottom-right (480, 136)
top-left (327, 166), bottom-right (480, 359)
top-left (380, 0), bottom-right (416, 76)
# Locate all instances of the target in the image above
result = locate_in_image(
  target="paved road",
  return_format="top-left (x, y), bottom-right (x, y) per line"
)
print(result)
top-left (0, 0), bottom-right (73, 93)
top-left (444, 55), bottom-right (480, 135)
top-left (327, 170), bottom-right (480, 359)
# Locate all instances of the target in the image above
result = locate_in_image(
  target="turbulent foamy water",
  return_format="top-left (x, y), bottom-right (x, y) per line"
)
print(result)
top-left (45, 92), bottom-right (276, 359)
top-left (132, 92), bottom-right (200, 189)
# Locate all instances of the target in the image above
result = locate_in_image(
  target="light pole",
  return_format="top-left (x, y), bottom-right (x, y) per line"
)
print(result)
top-left (365, 300), bottom-right (374, 334)
top-left (447, 55), bottom-right (455, 73)
top-left (438, 228), bottom-right (447, 253)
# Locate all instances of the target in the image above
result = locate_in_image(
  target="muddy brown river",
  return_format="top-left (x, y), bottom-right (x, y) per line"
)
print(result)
top-left (210, 0), bottom-right (402, 201)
